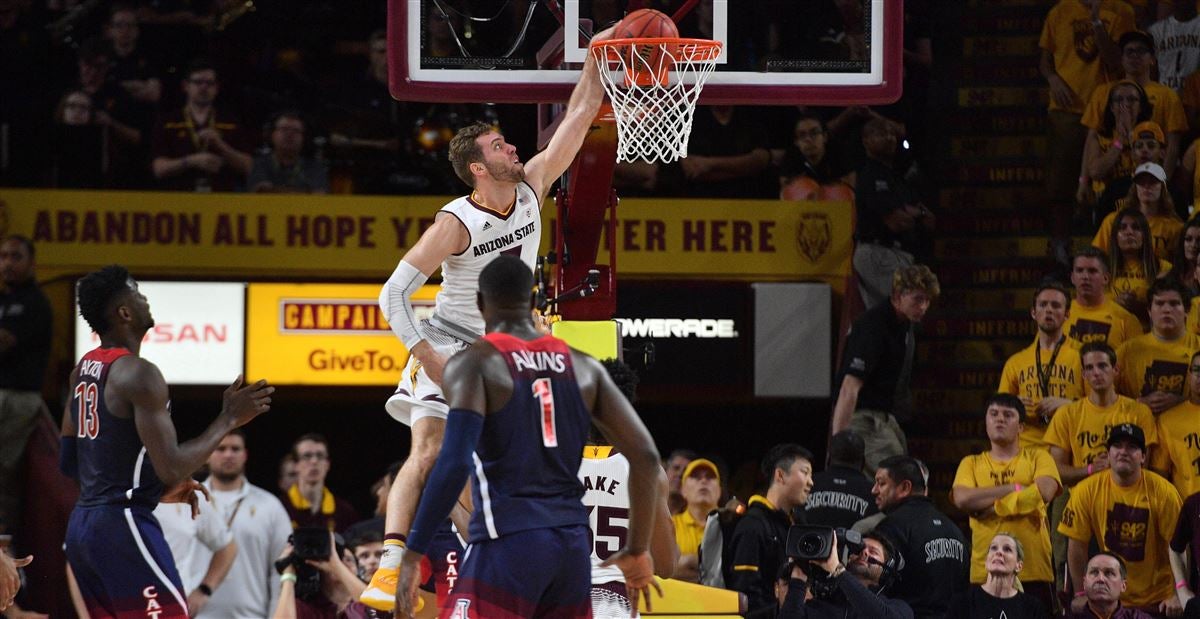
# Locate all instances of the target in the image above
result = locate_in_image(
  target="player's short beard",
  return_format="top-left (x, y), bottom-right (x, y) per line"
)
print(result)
top-left (486, 159), bottom-right (524, 183)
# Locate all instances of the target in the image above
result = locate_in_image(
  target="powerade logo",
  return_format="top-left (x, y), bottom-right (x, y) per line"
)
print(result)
top-left (615, 318), bottom-right (738, 339)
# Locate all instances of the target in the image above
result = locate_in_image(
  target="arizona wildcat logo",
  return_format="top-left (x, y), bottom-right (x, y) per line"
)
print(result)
top-left (449, 598), bottom-right (471, 619)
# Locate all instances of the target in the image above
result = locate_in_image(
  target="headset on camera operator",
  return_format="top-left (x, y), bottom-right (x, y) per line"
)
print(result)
top-left (777, 529), bottom-right (913, 619)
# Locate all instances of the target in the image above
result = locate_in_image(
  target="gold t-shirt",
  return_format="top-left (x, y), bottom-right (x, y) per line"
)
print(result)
top-left (1081, 80), bottom-right (1189, 134)
top-left (952, 449), bottom-right (1061, 584)
top-left (1093, 210), bottom-right (1183, 264)
top-left (1058, 470), bottom-right (1182, 607)
top-left (672, 509), bottom-right (705, 557)
top-left (1042, 395), bottom-right (1159, 474)
top-left (1152, 401), bottom-right (1200, 499)
top-left (1115, 332), bottom-right (1200, 397)
top-left (998, 337), bottom-right (1084, 448)
top-left (1039, 0), bottom-right (1135, 113)
top-left (1065, 297), bottom-right (1144, 349)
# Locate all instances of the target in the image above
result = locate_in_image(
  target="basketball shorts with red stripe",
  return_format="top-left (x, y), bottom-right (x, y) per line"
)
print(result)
top-left (441, 524), bottom-right (592, 619)
top-left (66, 504), bottom-right (189, 619)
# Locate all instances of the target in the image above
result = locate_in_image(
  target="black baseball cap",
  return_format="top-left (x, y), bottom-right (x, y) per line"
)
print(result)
top-left (1106, 423), bottom-right (1146, 451)
top-left (1119, 30), bottom-right (1155, 53)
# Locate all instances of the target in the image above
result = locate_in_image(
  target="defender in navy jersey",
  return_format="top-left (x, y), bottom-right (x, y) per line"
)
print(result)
top-left (61, 265), bottom-right (274, 618)
top-left (396, 257), bottom-right (663, 618)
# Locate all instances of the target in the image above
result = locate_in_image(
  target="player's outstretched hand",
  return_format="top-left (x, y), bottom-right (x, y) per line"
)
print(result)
top-left (600, 550), bottom-right (662, 617)
top-left (1, 552), bottom-right (33, 612)
top-left (395, 551), bottom-right (425, 619)
top-left (161, 480), bottom-right (212, 519)
top-left (222, 375), bottom-right (275, 427)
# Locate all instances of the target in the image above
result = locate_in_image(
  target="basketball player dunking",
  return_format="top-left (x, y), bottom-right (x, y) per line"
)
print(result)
top-left (394, 257), bottom-right (663, 618)
top-left (364, 25), bottom-right (618, 612)
top-left (62, 265), bottom-right (274, 618)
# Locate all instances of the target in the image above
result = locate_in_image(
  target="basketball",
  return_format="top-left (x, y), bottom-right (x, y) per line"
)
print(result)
top-left (615, 8), bottom-right (679, 40)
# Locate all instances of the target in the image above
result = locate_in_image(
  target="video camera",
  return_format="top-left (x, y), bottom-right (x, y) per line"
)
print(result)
top-left (274, 528), bottom-right (345, 600)
top-left (786, 525), bottom-right (864, 563)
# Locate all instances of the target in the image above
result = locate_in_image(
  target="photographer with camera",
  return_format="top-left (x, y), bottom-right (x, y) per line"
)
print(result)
top-left (728, 444), bottom-right (815, 617)
top-left (273, 530), bottom-right (373, 619)
top-left (777, 529), bottom-right (912, 618)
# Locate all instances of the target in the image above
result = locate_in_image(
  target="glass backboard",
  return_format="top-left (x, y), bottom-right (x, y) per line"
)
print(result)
top-left (387, 0), bottom-right (903, 105)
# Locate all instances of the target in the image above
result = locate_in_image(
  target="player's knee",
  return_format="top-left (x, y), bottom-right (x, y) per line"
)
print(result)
top-left (409, 441), bottom-right (442, 471)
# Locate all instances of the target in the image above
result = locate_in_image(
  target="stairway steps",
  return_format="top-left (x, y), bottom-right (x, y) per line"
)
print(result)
top-left (906, 437), bottom-right (988, 466)
top-left (909, 415), bottom-right (990, 441)
top-left (924, 313), bottom-right (1039, 340)
top-left (933, 262), bottom-right (1055, 288)
top-left (918, 339), bottom-right (1027, 364)
top-left (946, 287), bottom-right (1038, 311)
top-left (948, 162), bottom-right (1046, 185)
top-left (912, 366), bottom-right (1003, 390)
top-left (960, 14), bottom-right (1046, 36)
top-left (954, 62), bottom-right (1044, 86)
top-left (951, 136), bottom-right (1046, 158)
top-left (939, 187), bottom-right (1049, 211)
top-left (962, 36), bottom-right (1041, 59)
top-left (912, 388), bottom-right (995, 414)
top-left (945, 110), bottom-right (1046, 136)
top-left (934, 235), bottom-right (1089, 260)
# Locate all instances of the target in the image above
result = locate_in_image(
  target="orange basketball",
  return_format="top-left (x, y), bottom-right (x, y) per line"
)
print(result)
top-left (615, 8), bottom-right (679, 40)
top-left (614, 9), bottom-right (679, 86)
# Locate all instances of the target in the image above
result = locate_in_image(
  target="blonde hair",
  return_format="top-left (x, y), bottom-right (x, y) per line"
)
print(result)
top-left (892, 264), bottom-right (940, 298)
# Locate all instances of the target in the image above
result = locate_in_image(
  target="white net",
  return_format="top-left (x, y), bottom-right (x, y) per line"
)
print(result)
top-left (590, 38), bottom-right (722, 164)
top-left (591, 586), bottom-right (635, 619)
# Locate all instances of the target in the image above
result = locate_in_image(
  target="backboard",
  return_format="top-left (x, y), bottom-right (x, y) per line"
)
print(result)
top-left (388, 0), bottom-right (903, 106)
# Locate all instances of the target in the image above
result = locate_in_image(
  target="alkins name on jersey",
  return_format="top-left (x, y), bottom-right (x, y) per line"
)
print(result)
top-left (471, 220), bottom-right (537, 257)
top-left (511, 349), bottom-right (567, 374)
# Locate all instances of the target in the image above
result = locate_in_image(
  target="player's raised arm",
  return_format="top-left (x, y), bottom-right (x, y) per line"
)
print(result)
top-left (123, 363), bottom-right (273, 486)
top-left (523, 26), bottom-right (616, 200)
top-left (379, 214), bottom-right (469, 386)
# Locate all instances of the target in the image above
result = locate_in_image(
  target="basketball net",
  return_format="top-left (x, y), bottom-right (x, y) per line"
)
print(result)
top-left (591, 586), bottom-right (636, 619)
top-left (590, 38), bottom-right (722, 164)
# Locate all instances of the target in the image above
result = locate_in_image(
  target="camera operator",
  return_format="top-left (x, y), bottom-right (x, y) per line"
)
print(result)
top-left (273, 532), bottom-right (375, 619)
top-left (778, 530), bottom-right (913, 618)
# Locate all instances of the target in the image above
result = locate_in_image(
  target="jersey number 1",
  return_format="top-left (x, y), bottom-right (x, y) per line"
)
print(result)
top-left (532, 377), bottom-right (557, 447)
top-left (75, 382), bottom-right (100, 439)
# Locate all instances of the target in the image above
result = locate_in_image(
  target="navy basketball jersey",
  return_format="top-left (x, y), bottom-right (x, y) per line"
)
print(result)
top-left (468, 333), bottom-right (590, 542)
top-left (70, 347), bottom-right (164, 507)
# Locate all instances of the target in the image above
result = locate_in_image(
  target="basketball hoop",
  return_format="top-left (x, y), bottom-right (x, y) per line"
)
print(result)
top-left (590, 37), bottom-right (722, 164)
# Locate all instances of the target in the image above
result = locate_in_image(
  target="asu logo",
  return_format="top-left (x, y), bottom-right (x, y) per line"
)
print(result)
top-left (1142, 360), bottom-right (1187, 395)
top-left (1071, 19), bottom-right (1100, 62)
top-left (796, 212), bottom-right (831, 263)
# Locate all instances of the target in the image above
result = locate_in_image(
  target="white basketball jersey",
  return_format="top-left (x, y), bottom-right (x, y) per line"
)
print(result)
top-left (579, 447), bottom-right (631, 585)
top-left (434, 181), bottom-right (541, 336)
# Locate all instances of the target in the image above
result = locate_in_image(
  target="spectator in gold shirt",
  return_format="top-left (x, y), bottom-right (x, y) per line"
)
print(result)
top-left (998, 281), bottom-right (1085, 448)
top-left (951, 393), bottom-right (1061, 614)
top-left (1065, 247), bottom-right (1144, 349)
top-left (1116, 277), bottom-right (1200, 412)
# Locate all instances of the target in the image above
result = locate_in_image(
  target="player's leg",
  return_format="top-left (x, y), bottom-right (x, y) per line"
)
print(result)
top-left (534, 525), bottom-right (593, 619)
top-left (361, 413), bottom-right (446, 610)
top-left (442, 528), bottom-right (576, 619)
top-left (67, 505), bottom-right (188, 618)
